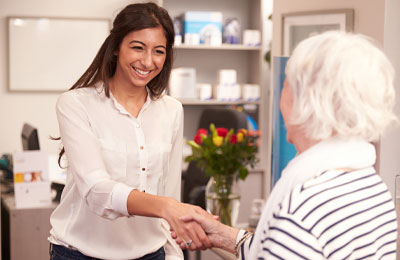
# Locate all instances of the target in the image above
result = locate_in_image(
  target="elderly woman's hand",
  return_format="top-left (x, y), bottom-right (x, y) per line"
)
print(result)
top-left (170, 212), bottom-right (239, 254)
top-left (162, 199), bottom-right (214, 251)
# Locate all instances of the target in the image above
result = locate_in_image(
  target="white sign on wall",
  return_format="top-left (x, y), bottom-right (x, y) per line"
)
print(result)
top-left (8, 17), bottom-right (110, 92)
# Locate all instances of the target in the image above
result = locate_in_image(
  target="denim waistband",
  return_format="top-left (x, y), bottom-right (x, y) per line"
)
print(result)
top-left (50, 243), bottom-right (165, 260)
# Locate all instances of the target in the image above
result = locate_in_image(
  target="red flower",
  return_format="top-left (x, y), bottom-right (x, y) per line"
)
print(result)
top-left (229, 134), bottom-right (237, 144)
top-left (196, 128), bottom-right (208, 137)
top-left (216, 128), bottom-right (228, 137)
top-left (194, 134), bottom-right (203, 144)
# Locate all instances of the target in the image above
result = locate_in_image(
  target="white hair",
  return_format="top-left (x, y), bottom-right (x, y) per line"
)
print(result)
top-left (285, 30), bottom-right (397, 142)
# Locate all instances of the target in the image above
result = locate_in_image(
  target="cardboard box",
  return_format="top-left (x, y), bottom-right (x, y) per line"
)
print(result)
top-left (183, 11), bottom-right (223, 45)
top-left (169, 67), bottom-right (197, 99)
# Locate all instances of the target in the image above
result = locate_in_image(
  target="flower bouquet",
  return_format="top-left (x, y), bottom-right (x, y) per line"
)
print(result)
top-left (185, 123), bottom-right (259, 226)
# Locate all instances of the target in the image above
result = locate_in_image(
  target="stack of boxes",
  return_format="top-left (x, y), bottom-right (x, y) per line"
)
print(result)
top-left (174, 11), bottom-right (260, 46)
top-left (169, 68), bottom-right (260, 102)
top-left (169, 10), bottom-right (261, 101)
top-left (214, 70), bottom-right (240, 101)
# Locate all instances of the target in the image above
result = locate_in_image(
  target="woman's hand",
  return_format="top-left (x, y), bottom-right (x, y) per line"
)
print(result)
top-left (171, 212), bottom-right (239, 254)
top-left (161, 199), bottom-right (213, 251)
top-left (126, 190), bottom-right (214, 250)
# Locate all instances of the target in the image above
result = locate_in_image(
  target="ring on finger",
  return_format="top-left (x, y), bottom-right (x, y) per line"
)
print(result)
top-left (186, 240), bottom-right (193, 248)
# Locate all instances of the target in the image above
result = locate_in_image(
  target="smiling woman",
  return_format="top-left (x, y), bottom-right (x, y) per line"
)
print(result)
top-left (111, 27), bottom-right (167, 117)
top-left (49, 2), bottom-right (213, 260)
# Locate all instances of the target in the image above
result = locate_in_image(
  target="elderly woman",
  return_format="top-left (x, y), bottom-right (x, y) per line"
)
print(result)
top-left (174, 31), bottom-right (398, 259)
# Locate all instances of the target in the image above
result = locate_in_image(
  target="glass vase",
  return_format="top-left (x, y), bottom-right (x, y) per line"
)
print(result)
top-left (205, 175), bottom-right (240, 227)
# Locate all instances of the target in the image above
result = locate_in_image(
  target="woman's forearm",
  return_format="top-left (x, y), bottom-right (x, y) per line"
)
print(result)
top-left (126, 189), bottom-right (171, 218)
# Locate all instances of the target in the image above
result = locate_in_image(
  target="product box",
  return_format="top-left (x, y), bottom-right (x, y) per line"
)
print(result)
top-left (218, 69), bottom-right (237, 85)
top-left (169, 67), bottom-right (197, 99)
top-left (243, 30), bottom-right (261, 46)
top-left (242, 84), bottom-right (260, 101)
top-left (197, 83), bottom-right (213, 100)
top-left (214, 84), bottom-right (241, 101)
top-left (183, 11), bottom-right (223, 45)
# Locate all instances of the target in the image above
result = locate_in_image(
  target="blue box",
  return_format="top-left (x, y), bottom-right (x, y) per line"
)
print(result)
top-left (183, 11), bottom-right (222, 45)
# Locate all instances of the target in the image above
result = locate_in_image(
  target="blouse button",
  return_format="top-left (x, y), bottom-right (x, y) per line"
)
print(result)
top-left (142, 168), bottom-right (146, 171)
top-left (140, 146), bottom-right (144, 150)
top-left (136, 124), bottom-right (140, 128)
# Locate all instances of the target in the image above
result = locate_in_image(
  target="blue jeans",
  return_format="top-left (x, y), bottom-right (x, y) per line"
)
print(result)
top-left (49, 243), bottom-right (165, 260)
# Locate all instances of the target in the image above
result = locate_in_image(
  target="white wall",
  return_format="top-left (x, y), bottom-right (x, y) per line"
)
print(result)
top-left (271, 0), bottom-right (400, 197)
top-left (0, 0), bottom-right (139, 156)
top-left (380, 0), bottom-right (400, 198)
top-left (271, 0), bottom-right (385, 56)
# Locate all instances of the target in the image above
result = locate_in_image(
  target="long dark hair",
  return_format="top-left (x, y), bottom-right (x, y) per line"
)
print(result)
top-left (54, 2), bottom-right (175, 167)
top-left (71, 2), bottom-right (174, 97)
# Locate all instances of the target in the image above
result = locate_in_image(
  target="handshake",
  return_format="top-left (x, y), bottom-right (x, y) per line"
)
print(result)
top-left (165, 199), bottom-right (244, 256)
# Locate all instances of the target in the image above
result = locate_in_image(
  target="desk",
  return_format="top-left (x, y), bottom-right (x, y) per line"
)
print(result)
top-left (1, 192), bottom-right (58, 260)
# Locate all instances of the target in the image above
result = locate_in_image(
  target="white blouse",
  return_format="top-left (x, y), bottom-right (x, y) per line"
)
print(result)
top-left (49, 83), bottom-right (184, 260)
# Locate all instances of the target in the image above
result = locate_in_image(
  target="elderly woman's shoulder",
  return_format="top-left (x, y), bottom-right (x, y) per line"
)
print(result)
top-left (262, 166), bottom-right (396, 259)
top-left (280, 167), bottom-right (388, 220)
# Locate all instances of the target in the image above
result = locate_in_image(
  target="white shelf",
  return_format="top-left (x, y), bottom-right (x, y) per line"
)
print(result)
top-left (178, 99), bottom-right (260, 105)
top-left (174, 44), bottom-right (261, 51)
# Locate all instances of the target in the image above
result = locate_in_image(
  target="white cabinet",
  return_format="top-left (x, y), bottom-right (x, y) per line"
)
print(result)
top-left (1, 192), bottom-right (57, 260)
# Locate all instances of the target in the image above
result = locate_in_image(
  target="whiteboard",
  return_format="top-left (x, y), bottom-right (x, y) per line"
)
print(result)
top-left (8, 17), bottom-right (110, 91)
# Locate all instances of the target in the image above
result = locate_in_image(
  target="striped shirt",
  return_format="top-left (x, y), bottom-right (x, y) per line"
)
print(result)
top-left (240, 167), bottom-right (397, 259)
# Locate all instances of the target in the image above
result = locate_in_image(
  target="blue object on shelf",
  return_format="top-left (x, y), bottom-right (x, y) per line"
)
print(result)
top-left (246, 115), bottom-right (258, 130)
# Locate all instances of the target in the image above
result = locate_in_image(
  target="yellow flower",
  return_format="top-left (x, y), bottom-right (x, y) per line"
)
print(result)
top-left (213, 136), bottom-right (223, 146)
top-left (237, 132), bottom-right (244, 142)
top-left (238, 129), bottom-right (247, 135)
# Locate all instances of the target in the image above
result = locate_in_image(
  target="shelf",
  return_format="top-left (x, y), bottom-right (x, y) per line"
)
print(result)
top-left (179, 99), bottom-right (260, 105)
top-left (174, 44), bottom-right (261, 51)
top-left (164, 0), bottom-right (269, 205)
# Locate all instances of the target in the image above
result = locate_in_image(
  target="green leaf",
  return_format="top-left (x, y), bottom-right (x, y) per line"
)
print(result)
top-left (210, 123), bottom-right (217, 137)
top-left (239, 167), bottom-right (248, 180)
top-left (225, 129), bottom-right (234, 141)
top-left (187, 140), bottom-right (202, 150)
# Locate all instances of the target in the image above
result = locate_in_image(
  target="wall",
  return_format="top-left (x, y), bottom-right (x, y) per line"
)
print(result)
top-left (271, 0), bottom-right (385, 56)
top-left (271, 0), bottom-right (400, 197)
top-left (0, 0), bottom-right (139, 156)
top-left (380, 0), bottom-right (400, 198)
